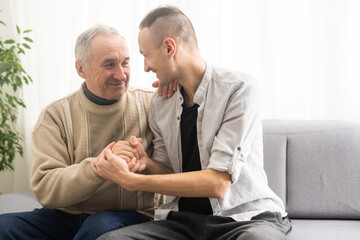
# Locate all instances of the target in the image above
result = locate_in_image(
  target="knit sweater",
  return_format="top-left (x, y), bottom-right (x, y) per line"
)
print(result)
top-left (30, 85), bottom-right (157, 215)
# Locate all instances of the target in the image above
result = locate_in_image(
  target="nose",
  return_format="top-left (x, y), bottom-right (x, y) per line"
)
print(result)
top-left (113, 66), bottom-right (127, 80)
top-left (144, 59), bottom-right (150, 72)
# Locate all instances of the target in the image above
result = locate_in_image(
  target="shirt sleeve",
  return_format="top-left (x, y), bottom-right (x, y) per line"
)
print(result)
top-left (206, 80), bottom-right (262, 183)
top-left (148, 95), bottom-right (173, 170)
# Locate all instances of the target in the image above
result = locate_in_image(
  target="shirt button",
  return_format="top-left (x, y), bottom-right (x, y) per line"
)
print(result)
top-left (179, 97), bottom-right (183, 101)
top-left (237, 147), bottom-right (241, 151)
top-left (177, 116), bottom-right (180, 120)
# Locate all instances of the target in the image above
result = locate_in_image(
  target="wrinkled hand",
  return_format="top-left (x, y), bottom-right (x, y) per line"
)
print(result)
top-left (112, 139), bottom-right (148, 173)
top-left (126, 136), bottom-right (150, 173)
top-left (91, 142), bottom-right (130, 183)
top-left (152, 80), bottom-right (178, 99)
top-left (112, 140), bottom-right (140, 162)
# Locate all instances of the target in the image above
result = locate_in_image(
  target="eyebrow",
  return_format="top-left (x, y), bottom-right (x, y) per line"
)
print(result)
top-left (102, 57), bottom-right (130, 65)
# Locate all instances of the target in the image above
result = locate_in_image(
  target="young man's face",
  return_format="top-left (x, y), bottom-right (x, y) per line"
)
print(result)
top-left (138, 28), bottom-right (176, 86)
top-left (83, 33), bottom-right (130, 100)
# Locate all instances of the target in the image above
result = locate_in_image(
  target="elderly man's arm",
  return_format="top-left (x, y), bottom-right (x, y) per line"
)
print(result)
top-left (31, 112), bottom-right (105, 208)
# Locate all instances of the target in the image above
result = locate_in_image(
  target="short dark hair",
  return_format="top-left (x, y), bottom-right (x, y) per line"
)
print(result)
top-left (139, 6), bottom-right (198, 49)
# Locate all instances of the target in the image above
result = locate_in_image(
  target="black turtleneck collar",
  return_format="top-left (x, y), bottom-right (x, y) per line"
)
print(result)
top-left (82, 82), bottom-right (118, 105)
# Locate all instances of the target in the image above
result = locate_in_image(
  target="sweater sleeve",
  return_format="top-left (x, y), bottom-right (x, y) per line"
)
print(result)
top-left (30, 105), bottom-right (104, 209)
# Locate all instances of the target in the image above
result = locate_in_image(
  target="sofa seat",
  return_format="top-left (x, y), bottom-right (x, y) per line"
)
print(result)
top-left (289, 219), bottom-right (360, 240)
top-left (0, 190), bottom-right (41, 214)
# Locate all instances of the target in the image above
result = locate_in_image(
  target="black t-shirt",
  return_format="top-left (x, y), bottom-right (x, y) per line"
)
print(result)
top-left (178, 99), bottom-right (213, 215)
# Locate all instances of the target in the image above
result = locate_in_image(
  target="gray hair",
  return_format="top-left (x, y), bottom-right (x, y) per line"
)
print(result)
top-left (75, 24), bottom-right (123, 67)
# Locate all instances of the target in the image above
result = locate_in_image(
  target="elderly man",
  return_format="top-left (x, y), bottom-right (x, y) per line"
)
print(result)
top-left (0, 24), bottom-right (174, 240)
top-left (94, 6), bottom-right (291, 240)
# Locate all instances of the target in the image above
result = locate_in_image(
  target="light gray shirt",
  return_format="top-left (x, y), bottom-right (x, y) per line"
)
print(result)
top-left (150, 63), bottom-right (286, 221)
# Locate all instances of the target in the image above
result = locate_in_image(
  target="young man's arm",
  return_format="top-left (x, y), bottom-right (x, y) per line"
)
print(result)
top-left (92, 145), bottom-right (231, 199)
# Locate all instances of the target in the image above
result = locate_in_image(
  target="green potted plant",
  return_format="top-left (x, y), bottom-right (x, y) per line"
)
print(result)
top-left (0, 10), bottom-right (33, 179)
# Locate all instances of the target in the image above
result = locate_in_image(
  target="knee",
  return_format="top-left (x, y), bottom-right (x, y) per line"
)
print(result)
top-left (75, 212), bottom-right (127, 240)
top-left (88, 211), bottom-right (149, 229)
top-left (97, 229), bottom-right (130, 240)
top-left (85, 211), bottom-right (117, 228)
top-left (76, 212), bottom-right (120, 237)
top-left (237, 227), bottom-right (287, 240)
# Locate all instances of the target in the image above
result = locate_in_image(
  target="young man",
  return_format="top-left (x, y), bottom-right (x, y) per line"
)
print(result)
top-left (94, 7), bottom-right (291, 240)
top-left (0, 24), bottom-right (174, 240)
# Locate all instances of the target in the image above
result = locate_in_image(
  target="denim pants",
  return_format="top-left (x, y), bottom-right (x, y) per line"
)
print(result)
top-left (0, 207), bottom-right (150, 240)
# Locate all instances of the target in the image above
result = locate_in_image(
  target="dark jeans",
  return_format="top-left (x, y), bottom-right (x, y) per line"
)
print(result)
top-left (98, 211), bottom-right (292, 240)
top-left (0, 207), bottom-right (150, 240)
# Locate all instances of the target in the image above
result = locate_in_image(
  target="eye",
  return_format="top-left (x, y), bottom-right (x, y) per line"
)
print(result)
top-left (122, 61), bottom-right (129, 67)
top-left (105, 62), bottom-right (115, 68)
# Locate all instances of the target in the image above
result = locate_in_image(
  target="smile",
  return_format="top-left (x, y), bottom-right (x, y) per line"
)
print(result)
top-left (108, 81), bottom-right (125, 87)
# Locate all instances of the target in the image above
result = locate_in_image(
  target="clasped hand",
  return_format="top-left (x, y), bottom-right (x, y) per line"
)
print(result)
top-left (111, 137), bottom-right (148, 173)
top-left (91, 136), bottom-right (148, 183)
top-left (92, 80), bottom-right (176, 182)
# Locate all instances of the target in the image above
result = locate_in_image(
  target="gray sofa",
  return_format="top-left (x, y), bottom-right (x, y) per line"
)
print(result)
top-left (263, 120), bottom-right (360, 239)
top-left (1, 120), bottom-right (359, 239)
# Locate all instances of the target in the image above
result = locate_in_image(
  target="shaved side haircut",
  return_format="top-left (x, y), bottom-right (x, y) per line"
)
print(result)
top-left (139, 6), bottom-right (198, 50)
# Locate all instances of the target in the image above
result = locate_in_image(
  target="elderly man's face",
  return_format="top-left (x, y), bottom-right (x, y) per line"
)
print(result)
top-left (84, 33), bottom-right (130, 100)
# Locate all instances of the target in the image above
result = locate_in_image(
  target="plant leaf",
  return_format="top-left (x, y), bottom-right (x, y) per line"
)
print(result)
top-left (12, 84), bottom-right (18, 92)
top-left (0, 62), bottom-right (7, 73)
top-left (23, 76), bottom-right (29, 84)
top-left (15, 76), bottom-right (23, 86)
top-left (4, 39), bottom-right (15, 44)
top-left (23, 37), bottom-right (33, 43)
top-left (16, 25), bottom-right (20, 34)
top-left (17, 47), bottom-right (25, 55)
top-left (14, 62), bottom-right (25, 73)
top-left (0, 20), bottom-right (6, 26)
top-left (22, 43), bottom-right (31, 49)
top-left (23, 29), bottom-right (32, 33)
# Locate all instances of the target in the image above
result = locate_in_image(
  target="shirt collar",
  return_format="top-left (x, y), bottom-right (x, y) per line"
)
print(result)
top-left (193, 62), bottom-right (212, 106)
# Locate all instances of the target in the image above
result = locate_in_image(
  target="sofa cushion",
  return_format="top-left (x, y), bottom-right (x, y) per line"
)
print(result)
top-left (263, 134), bottom-right (287, 205)
top-left (288, 219), bottom-right (360, 240)
top-left (263, 120), bottom-right (360, 219)
top-left (286, 128), bottom-right (360, 219)
top-left (0, 190), bottom-right (42, 214)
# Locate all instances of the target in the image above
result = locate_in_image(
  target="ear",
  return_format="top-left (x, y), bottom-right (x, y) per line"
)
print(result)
top-left (75, 60), bottom-right (87, 79)
top-left (163, 38), bottom-right (176, 58)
